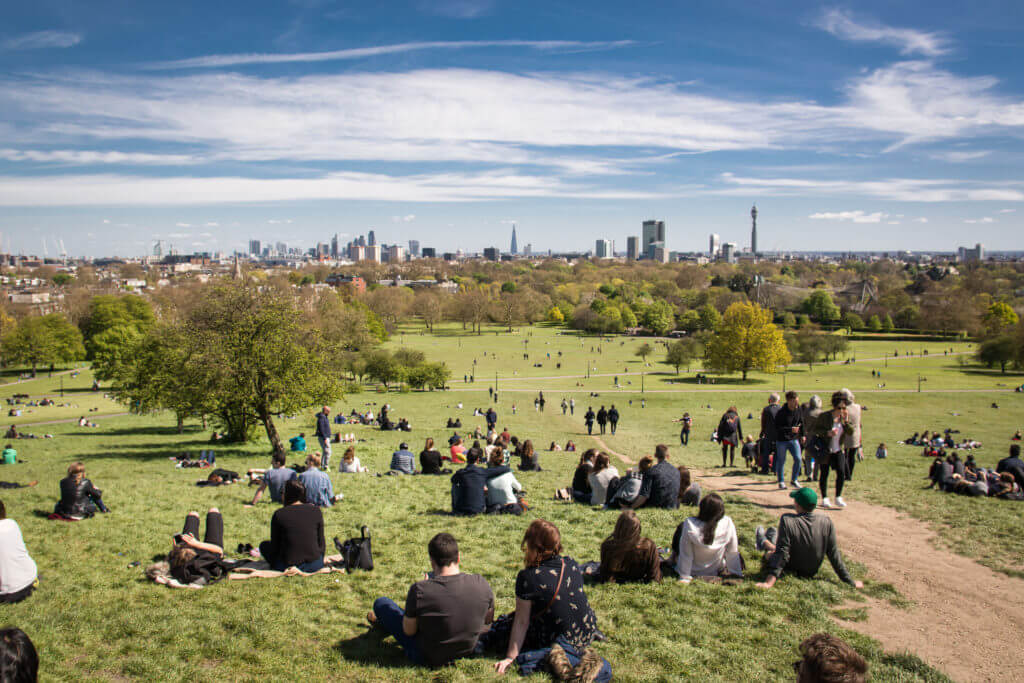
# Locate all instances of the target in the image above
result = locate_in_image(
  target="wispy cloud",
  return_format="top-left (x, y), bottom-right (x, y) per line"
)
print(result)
top-left (928, 150), bottom-right (991, 163)
top-left (720, 173), bottom-right (1024, 202)
top-left (149, 40), bottom-right (638, 69)
top-left (0, 148), bottom-right (198, 165)
top-left (418, 0), bottom-right (496, 19)
top-left (815, 8), bottom-right (950, 57)
top-left (2, 30), bottom-right (82, 51)
top-left (913, 217), bottom-right (929, 223)
top-left (809, 210), bottom-right (889, 223)
top-left (999, 208), bottom-right (1016, 213)
top-left (391, 214), bottom-right (416, 223)
top-left (964, 216), bottom-right (995, 224)
top-left (174, 222), bottom-right (192, 227)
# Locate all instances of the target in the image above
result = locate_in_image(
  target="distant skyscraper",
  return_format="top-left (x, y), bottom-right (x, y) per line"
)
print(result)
top-left (153, 240), bottom-right (163, 258)
top-left (357, 235), bottom-right (366, 247)
top-left (331, 233), bottom-right (339, 258)
top-left (626, 236), bottom-right (639, 261)
top-left (248, 239), bottom-right (261, 256)
top-left (408, 239), bottom-right (420, 257)
top-left (388, 245), bottom-right (406, 263)
top-left (421, 247), bottom-right (436, 258)
top-left (957, 243), bottom-right (984, 262)
top-left (595, 239), bottom-right (612, 258)
top-left (367, 230), bottom-right (376, 246)
top-left (709, 233), bottom-right (720, 258)
top-left (366, 244), bottom-right (382, 263)
top-left (275, 241), bottom-right (287, 255)
top-left (510, 224), bottom-right (518, 255)
top-left (642, 220), bottom-right (665, 258)
top-left (483, 247), bottom-right (500, 261)
top-left (722, 242), bottom-right (737, 263)
top-left (750, 204), bottom-right (758, 256)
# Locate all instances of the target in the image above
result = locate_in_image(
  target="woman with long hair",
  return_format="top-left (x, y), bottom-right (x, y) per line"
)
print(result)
top-left (716, 407), bottom-right (742, 467)
top-left (678, 466), bottom-right (701, 507)
top-left (166, 507), bottom-right (229, 586)
top-left (338, 446), bottom-right (367, 473)
top-left (598, 510), bottom-right (661, 584)
top-left (518, 439), bottom-right (541, 472)
top-left (587, 453), bottom-right (620, 506)
top-left (54, 462), bottom-right (108, 518)
top-left (670, 493), bottom-right (742, 583)
top-left (419, 437), bottom-right (444, 475)
top-left (491, 520), bottom-right (604, 680)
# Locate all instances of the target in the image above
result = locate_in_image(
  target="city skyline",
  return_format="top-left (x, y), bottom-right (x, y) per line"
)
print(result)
top-left (1, 1), bottom-right (1023, 256)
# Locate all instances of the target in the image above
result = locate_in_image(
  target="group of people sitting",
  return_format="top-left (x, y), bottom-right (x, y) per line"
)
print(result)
top-left (557, 446), bottom-right (701, 511)
top-left (905, 429), bottom-right (982, 452)
top-left (247, 452), bottom-right (344, 507)
top-left (927, 445), bottom-right (1024, 500)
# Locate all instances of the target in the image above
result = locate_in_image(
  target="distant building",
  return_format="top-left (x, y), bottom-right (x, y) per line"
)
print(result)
top-left (626, 236), bottom-right (640, 261)
top-left (595, 239), bottom-right (613, 258)
top-left (642, 220), bottom-right (665, 259)
top-left (510, 224), bottom-right (518, 255)
top-left (523, 243), bottom-right (532, 257)
top-left (367, 230), bottom-right (376, 246)
top-left (408, 240), bottom-right (421, 257)
top-left (709, 233), bottom-right (721, 258)
top-left (750, 204), bottom-right (758, 256)
top-left (326, 274), bottom-right (366, 294)
top-left (421, 247), bottom-right (436, 258)
top-left (275, 241), bottom-right (287, 255)
top-left (248, 239), bottom-right (261, 256)
top-left (483, 247), bottom-right (500, 261)
top-left (442, 252), bottom-right (457, 261)
top-left (331, 234), bottom-right (340, 258)
top-left (348, 244), bottom-right (366, 261)
top-left (722, 242), bottom-right (737, 263)
top-left (958, 243), bottom-right (985, 262)
top-left (387, 245), bottom-right (406, 263)
top-left (316, 242), bottom-right (330, 258)
top-left (652, 246), bottom-right (669, 263)
top-left (366, 245), bottom-right (382, 263)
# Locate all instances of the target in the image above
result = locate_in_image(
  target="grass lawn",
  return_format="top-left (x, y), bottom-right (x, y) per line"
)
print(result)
top-left (3, 325), bottom-right (1020, 681)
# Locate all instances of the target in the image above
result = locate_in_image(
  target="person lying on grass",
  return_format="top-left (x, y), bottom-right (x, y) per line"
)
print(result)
top-left (668, 493), bottom-right (743, 584)
top-left (596, 510), bottom-right (660, 584)
top-left (168, 508), bottom-right (229, 586)
top-left (368, 532), bottom-right (494, 668)
top-left (54, 461), bottom-right (109, 518)
top-left (257, 479), bottom-right (325, 573)
top-left (754, 487), bottom-right (862, 590)
top-left (247, 452), bottom-right (297, 506)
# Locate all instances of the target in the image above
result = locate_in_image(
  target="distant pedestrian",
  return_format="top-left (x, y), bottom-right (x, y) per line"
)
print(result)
top-left (596, 406), bottom-right (608, 435)
top-left (315, 406), bottom-right (333, 471)
top-left (608, 405), bottom-right (620, 435)
top-left (570, 398), bottom-right (575, 415)
top-left (584, 407), bottom-right (596, 435)
top-left (561, 399), bottom-right (568, 415)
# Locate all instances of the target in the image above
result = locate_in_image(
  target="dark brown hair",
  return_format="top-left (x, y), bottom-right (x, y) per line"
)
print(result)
top-left (678, 465), bottom-right (691, 491)
top-left (697, 492), bottom-right (725, 546)
top-left (638, 455), bottom-right (655, 473)
top-left (343, 447), bottom-right (356, 463)
top-left (428, 532), bottom-right (459, 568)
top-left (654, 444), bottom-right (669, 461)
top-left (592, 452), bottom-right (610, 474)
top-left (602, 510), bottom-right (642, 577)
top-left (797, 633), bottom-right (868, 683)
top-left (522, 519), bottom-right (563, 568)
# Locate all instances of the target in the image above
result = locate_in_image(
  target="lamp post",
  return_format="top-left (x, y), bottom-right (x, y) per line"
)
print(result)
top-left (917, 374), bottom-right (926, 393)
top-left (641, 372), bottom-right (645, 394)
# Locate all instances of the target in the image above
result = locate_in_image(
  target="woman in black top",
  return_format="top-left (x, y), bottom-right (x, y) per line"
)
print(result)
top-left (571, 450), bottom-right (595, 503)
top-left (54, 462), bottom-right (108, 518)
top-left (716, 407), bottom-right (742, 467)
top-left (168, 508), bottom-right (228, 585)
top-left (420, 437), bottom-right (445, 475)
top-left (258, 480), bottom-right (325, 572)
top-left (493, 519), bottom-right (599, 675)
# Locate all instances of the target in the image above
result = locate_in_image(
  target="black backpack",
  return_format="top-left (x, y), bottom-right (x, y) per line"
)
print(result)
top-left (334, 526), bottom-right (373, 571)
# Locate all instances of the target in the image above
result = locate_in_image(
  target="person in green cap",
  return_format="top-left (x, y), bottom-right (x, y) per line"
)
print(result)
top-left (753, 487), bottom-right (862, 590)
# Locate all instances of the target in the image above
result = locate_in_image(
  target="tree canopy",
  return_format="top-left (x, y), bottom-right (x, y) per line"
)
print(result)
top-left (2, 313), bottom-right (85, 375)
top-left (705, 302), bottom-right (791, 380)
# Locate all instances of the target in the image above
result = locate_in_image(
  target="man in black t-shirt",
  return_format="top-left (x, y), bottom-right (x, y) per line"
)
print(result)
top-left (628, 444), bottom-right (680, 509)
top-left (370, 533), bottom-right (494, 668)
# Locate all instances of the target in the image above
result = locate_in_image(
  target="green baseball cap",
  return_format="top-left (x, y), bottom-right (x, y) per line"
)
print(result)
top-left (790, 487), bottom-right (818, 510)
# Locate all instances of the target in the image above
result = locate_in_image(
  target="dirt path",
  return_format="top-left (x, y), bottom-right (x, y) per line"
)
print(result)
top-left (590, 435), bottom-right (1022, 682)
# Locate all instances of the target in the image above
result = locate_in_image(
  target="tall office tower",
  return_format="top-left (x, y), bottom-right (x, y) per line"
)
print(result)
top-left (366, 244), bottom-right (382, 263)
top-left (750, 204), bottom-right (758, 256)
top-left (275, 242), bottom-right (287, 255)
top-left (709, 233), bottom-right (720, 258)
top-left (421, 247), bottom-right (436, 258)
top-left (348, 244), bottom-right (366, 261)
top-left (626, 236), bottom-right (639, 261)
top-left (316, 242), bottom-right (329, 258)
top-left (408, 239), bottom-right (420, 257)
top-left (153, 240), bottom-right (163, 258)
top-left (483, 247), bottom-right (499, 261)
top-left (387, 245), bottom-right (406, 263)
top-left (523, 243), bottom-right (532, 257)
top-left (248, 239), bottom-right (261, 255)
top-left (331, 234), bottom-right (339, 258)
top-left (357, 235), bottom-right (366, 247)
top-left (642, 219), bottom-right (666, 258)
top-left (595, 239), bottom-right (612, 258)
top-left (722, 242), bottom-right (737, 263)
top-left (510, 224), bottom-right (518, 255)
top-left (367, 230), bottom-right (376, 246)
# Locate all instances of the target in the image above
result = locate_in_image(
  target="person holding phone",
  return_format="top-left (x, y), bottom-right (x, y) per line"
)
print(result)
top-left (168, 508), bottom-right (228, 585)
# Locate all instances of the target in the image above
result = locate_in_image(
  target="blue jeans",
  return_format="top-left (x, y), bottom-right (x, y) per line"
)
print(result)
top-left (775, 439), bottom-right (802, 484)
top-left (372, 597), bottom-right (424, 665)
top-left (680, 429), bottom-right (689, 445)
top-left (515, 636), bottom-right (612, 682)
top-left (318, 436), bottom-right (332, 470)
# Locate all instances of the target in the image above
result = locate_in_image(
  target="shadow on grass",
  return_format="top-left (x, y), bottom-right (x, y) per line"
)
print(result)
top-left (664, 376), bottom-right (770, 386)
top-left (335, 629), bottom-right (418, 670)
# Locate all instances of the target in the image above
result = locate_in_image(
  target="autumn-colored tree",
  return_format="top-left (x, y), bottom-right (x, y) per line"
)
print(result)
top-left (705, 302), bottom-right (791, 380)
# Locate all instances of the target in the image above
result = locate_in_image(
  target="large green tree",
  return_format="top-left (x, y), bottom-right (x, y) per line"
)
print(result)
top-left (2, 313), bottom-right (85, 376)
top-left (81, 294), bottom-right (155, 359)
top-left (977, 335), bottom-right (1019, 373)
top-left (802, 290), bottom-right (840, 323)
top-left (664, 338), bottom-right (701, 374)
top-left (705, 302), bottom-right (791, 380)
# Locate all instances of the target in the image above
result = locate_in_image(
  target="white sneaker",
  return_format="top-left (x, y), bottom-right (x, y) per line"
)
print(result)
top-left (778, 482), bottom-right (787, 490)
top-left (836, 497), bottom-right (847, 508)
top-left (821, 497), bottom-right (833, 509)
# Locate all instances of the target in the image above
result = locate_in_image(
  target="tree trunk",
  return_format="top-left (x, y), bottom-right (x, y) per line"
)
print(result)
top-left (176, 414), bottom-right (184, 434)
top-left (742, 369), bottom-right (748, 380)
top-left (258, 405), bottom-right (285, 455)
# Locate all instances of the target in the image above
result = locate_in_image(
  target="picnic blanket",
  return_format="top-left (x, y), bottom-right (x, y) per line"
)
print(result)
top-left (146, 555), bottom-right (346, 589)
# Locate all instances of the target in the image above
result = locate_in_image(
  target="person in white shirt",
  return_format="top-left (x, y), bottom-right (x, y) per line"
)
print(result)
top-left (338, 446), bottom-right (368, 473)
top-left (588, 453), bottom-right (620, 506)
top-left (671, 493), bottom-right (743, 584)
top-left (0, 500), bottom-right (38, 603)
top-left (485, 451), bottom-right (524, 514)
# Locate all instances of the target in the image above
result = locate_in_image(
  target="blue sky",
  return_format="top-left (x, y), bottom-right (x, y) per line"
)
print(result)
top-left (1, 0), bottom-right (1022, 257)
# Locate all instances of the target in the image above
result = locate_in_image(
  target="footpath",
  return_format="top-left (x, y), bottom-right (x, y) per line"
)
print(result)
top-left (591, 435), bottom-right (1024, 683)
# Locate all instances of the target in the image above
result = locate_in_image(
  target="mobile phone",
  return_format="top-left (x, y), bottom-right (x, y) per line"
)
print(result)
top-left (173, 534), bottom-right (184, 544)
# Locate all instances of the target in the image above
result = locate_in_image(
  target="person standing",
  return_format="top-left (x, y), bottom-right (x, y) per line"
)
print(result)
top-left (596, 406), bottom-right (608, 435)
top-left (759, 393), bottom-right (781, 475)
top-left (315, 406), bottom-right (333, 471)
top-left (538, 392), bottom-right (546, 412)
top-left (801, 396), bottom-right (825, 482)
top-left (814, 393), bottom-right (850, 508)
top-left (677, 413), bottom-right (692, 446)
top-left (608, 405), bottom-right (620, 436)
top-left (716, 408), bottom-right (742, 468)
top-left (569, 398), bottom-right (575, 416)
top-left (584, 407), bottom-right (596, 435)
top-left (773, 391), bottom-right (804, 490)
top-left (561, 399), bottom-right (568, 415)
top-left (839, 388), bottom-right (862, 482)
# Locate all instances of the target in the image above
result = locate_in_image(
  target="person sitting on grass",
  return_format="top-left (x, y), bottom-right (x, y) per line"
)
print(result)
top-left (678, 466), bottom-right (701, 507)
top-left (257, 480), bottom-right (325, 573)
top-left (794, 633), bottom-right (868, 683)
top-left (517, 439), bottom-right (541, 472)
top-left (565, 440), bottom-right (577, 452)
top-left (368, 533), bottom-right (494, 668)
top-left (339, 446), bottom-right (368, 473)
top-left (289, 433), bottom-right (307, 452)
top-left (448, 437), bottom-right (467, 464)
top-left (0, 499), bottom-right (38, 604)
top-left (587, 453), bottom-right (620, 507)
top-left (875, 443), bottom-right (888, 459)
top-left (996, 444), bottom-right (1024, 490)
top-left (565, 450), bottom-right (595, 503)
top-left (754, 487), bottom-right (863, 590)
top-left (490, 519), bottom-right (608, 681)
top-left (607, 456), bottom-right (653, 509)
top-left (628, 444), bottom-right (680, 510)
top-left (248, 452), bottom-right (297, 505)
top-left (450, 450), bottom-right (510, 516)
top-left (0, 627), bottom-right (38, 681)
top-left (298, 453), bottom-right (343, 507)
top-left (2, 444), bottom-right (18, 465)
top-left (597, 510), bottom-right (661, 584)
top-left (669, 493), bottom-right (742, 584)
top-left (166, 508), bottom-right (229, 586)
top-left (54, 462), bottom-right (109, 518)
top-left (486, 450), bottom-right (526, 515)
top-left (419, 438), bottom-right (449, 475)
top-left (1013, 430), bottom-right (1023, 441)
top-left (926, 455), bottom-right (954, 491)
top-left (389, 442), bottom-right (416, 475)
top-left (994, 472), bottom-right (1024, 500)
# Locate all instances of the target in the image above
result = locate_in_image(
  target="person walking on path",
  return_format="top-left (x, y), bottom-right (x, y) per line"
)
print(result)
top-left (608, 405), bottom-right (620, 436)
top-left (584, 407), bottom-right (596, 435)
top-left (569, 398), bottom-right (575, 416)
top-left (676, 413), bottom-right (692, 446)
top-left (596, 406), bottom-right (608, 435)
top-left (839, 388), bottom-right (863, 482)
top-left (315, 406), bottom-right (333, 471)
top-left (813, 393), bottom-right (850, 509)
top-left (561, 399), bottom-right (568, 415)
top-left (759, 393), bottom-right (781, 475)
top-left (774, 391), bottom-right (804, 490)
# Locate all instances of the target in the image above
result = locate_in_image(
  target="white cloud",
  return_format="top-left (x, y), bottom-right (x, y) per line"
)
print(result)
top-left (913, 217), bottom-right (928, 223)
top-left (0, 148), bottom-right (198, 165)
top-left (204, 221), bottom-right (219, 226)
top-left (887, 220), bottom-right (901, 224)
top-left (928, 150), bottom-right (991, 163)
top-left (418, 0), bottom-right (496, 19)
top-left (964, 217), bottom-right (995, 223)
top-left (815, 9), bottom-right (950, 57)
top-left (2, 31), bottom-right (82, 51)
top-left (809, 210), bottom-right (889, 223)
top-left (150, 40), bottom-right (638, 69)
top-left (391, 214), bottom-right (416, 223)
top-left (267, 219), bottom-right (294, 224)
top-left (999, 208), bottom-right (1016, 213)
top-left (175, 222), bottom-right (192, 227)
top-left (168, 232), bottom-right (190, 238)
top-left (720, 173), bottom-right (1024, 202)
top-left (101, 218), bottom-right (111, 224)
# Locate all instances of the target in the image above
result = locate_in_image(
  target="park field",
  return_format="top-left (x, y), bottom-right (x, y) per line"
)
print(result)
top-left (1, 325), bottom-right (1021, 681)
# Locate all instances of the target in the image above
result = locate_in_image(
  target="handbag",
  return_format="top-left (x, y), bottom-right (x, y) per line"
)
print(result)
top-left (334, 526), bottom-right (373, 571)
